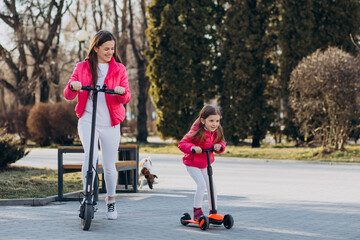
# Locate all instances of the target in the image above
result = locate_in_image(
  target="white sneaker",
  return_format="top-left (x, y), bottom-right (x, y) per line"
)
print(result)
top-left (105, 197), bottom-right (117, 220)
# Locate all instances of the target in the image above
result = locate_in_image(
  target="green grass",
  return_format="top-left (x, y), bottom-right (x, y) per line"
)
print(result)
top-left (0, 166), bottom-right (82, 199)
top-left (139, 142), bottom-right (360, 162)
top-left (1, 142), bottom-right (359, 199)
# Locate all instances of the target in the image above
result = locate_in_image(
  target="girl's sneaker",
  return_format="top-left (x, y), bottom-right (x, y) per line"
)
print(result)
top-left (105, 197), bottom-right (117, 220)
top-left (193, 207), bottom-right (204, 221)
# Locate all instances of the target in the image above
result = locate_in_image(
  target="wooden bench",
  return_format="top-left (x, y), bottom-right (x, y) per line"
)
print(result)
top-left (57, 145), bottom-right (138, 201)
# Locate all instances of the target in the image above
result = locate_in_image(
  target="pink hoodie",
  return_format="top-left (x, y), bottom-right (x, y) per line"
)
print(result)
top-left (63, 57), bottom-right (131, 126)
top-left (178, 119), bottom-right (226, 168)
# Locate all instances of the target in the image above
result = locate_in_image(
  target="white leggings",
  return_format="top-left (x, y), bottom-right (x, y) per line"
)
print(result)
top-left (78, 119), bottom-right (120, 197)
top-left (186, 166), bottom-right (217, 210)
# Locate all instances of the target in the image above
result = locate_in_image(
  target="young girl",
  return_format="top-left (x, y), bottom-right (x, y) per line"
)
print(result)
top-left (178, 104), bottom-right (226, 221)
top-left (63, 30), bottom-right (131, 220)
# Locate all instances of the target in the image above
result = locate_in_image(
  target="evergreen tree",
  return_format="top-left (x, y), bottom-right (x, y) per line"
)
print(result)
top-left (219, 0), bottom-right (277, 147)
top-left (278, 0), bottom-right (360, 141)
top-left (146, 0), bottom-right (220, 140)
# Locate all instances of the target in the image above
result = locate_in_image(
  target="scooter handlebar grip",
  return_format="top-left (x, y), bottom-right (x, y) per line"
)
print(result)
top-left (104, 89), bottom-right (124, 95)
top-left (81, 86), bottom-right (92, 91)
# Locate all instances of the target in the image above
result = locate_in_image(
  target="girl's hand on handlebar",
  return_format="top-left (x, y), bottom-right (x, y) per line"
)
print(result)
top-left (213, 144), bottom-right (222, 151)
top-left (70, 81), bottom-right (82, 91)
top-left (191, 146), bottom-right (202, 154)
top-left (114, 86), bottom-right (125, 95)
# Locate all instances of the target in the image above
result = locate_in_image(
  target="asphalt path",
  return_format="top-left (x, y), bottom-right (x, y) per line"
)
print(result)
top-left (0, 149), bottom-right (359, 239)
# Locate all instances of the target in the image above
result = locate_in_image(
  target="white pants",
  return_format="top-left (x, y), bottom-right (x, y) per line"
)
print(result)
top-left (78, 119), bottom-right (120, 197)
top-left (186, 166), bottom-right (217, 210)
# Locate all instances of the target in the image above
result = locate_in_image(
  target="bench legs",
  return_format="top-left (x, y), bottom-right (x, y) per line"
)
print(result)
top-left (99, 170), bottom-right (137, 193)
top-left (57, 146), bottom-right (139, 201)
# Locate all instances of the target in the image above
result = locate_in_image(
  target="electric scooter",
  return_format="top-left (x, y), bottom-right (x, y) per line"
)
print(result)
top-left (73, 84), bottom-right (123, 231)
top-left (180, 147), bottom-right (234, 230)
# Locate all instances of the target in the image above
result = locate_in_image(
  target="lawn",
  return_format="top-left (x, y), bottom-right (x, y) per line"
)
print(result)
top-left (139, 142), bottom-right (360, 162)
top-left (0, 166), bottom-right (82, 199)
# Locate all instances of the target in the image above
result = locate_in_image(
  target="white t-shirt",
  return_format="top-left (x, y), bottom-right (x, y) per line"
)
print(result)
top-left (81, 63), bottom-right (112, 126)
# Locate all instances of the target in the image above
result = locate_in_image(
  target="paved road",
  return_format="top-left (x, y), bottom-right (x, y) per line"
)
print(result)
top-left (1, 149), bottom-right (360, 239)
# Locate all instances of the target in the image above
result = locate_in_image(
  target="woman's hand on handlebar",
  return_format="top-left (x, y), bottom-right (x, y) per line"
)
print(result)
top-left (213, 144), bottom-right (222, 151)
top-left (191, 146), bottom-right (202, 154)
top-left (70, 81), bottom-right (82, 91)
top-left (114, 86), bottom-right (125, 95)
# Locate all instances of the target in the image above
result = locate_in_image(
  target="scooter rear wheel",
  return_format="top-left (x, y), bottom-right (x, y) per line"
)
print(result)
top-left (180, 213), bottom-right (191, 225)
top-left (199, 216), bottom-right (209, 230)
top-left (223, 214), bottom-right (234, 229)
top-left (81, 203), bottom-right (93, 230)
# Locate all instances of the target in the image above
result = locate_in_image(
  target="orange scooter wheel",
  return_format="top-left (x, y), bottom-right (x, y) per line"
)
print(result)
top-left (180, 213), bottom-right (191, 226)
top-left (199, 216), bottom-right (209, 230)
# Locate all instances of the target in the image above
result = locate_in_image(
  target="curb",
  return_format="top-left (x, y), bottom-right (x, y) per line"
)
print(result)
top-left (0, 190), bottom-right (82, 206)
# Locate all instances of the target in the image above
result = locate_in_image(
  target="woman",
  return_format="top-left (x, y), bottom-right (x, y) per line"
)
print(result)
top-left (63, 30), bottom-right (131, 220)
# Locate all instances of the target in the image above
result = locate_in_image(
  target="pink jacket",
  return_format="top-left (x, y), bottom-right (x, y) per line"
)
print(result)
top-left (178, 119), bottom-right (226, 168)
top-left (63, 57), bottom-right (131, 126)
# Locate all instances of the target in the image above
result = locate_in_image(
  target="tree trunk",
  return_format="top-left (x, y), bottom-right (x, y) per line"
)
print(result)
top-left (252, 126), bottom-right (261, 148)
top-left (40, 77), bottom-right (50, 102)
top-left (129, 0), bottom-right (149, 143)
top-left (0, 85), bottom-right (6, 113)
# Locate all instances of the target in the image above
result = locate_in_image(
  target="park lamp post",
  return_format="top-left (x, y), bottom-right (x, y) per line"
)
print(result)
top-left (76, 29), bottom-right (89, 61)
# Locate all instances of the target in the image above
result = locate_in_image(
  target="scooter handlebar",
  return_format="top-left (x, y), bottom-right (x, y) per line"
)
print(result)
top-left (70, 84), bottom-right (124, 95)
top-left (191, 146), bottom-right (223, 154)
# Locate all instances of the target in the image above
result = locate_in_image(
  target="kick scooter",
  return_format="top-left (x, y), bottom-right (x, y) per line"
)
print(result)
top-left (73, 84), bottom-right (123, 230)
top-left (181, 147), bottom-right (234, 230)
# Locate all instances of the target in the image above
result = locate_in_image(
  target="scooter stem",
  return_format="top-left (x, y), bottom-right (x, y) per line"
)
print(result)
top-left (205, 150), bottom-right (217, 214)
top-left (85, 86), bottom-right (100, 204)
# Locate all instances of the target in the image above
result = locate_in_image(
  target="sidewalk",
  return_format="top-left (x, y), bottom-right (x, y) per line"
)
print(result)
top-left (1, 150), bottom-right (360, 239)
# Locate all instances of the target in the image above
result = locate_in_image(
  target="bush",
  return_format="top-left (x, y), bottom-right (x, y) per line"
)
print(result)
top-left (49, 102), bottom-right (77, 145)
top-left (0, 132), bottom-right (29, 169)
top-left (0, 106), bottom-right (31, 144)
top-left (27, 103), bottom-right (52, 146)
top-left (289, 47), bottom-right (360, 150)
top-left (27, 102), bottom-right (77, 146)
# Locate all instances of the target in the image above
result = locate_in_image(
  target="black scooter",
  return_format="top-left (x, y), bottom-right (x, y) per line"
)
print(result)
top-left (73, 84), bottom-right (123, 231)
top-left (181, 147), bottom-right (234, 230)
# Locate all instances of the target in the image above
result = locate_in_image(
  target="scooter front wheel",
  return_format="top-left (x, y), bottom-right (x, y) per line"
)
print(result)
top-left (81, 203), bottom-right (93, 230)
top-left (223, 214), bottom-right (234, 229)
top-left (199, 216), bottom-right (209, 230)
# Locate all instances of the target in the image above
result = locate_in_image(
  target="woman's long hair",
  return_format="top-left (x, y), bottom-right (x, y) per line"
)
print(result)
top-left (191, 105), bottom-right (225, 145)
top-left (86, 30), bottom-right (121, 87)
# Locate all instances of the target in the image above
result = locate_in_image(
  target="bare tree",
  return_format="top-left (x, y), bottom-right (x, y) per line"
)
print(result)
top-left (0, 0), bottom-right (70, 106)
top-left (129, 0), bottom-right (149, 143)
top-left (114, 0), bottom-right (128, 66)
top-left (91, 0), bottom-right (103, 31)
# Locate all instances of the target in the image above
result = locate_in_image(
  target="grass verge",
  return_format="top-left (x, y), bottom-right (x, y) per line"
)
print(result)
top-left (0, 166), bottom-right (82, 199)
top-left (139, 143), bottom-right (360, 162)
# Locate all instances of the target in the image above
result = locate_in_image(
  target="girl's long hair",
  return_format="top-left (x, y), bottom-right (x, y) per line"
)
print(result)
top-left (191, 105), bottom-right (225, 145)
top-left (86, 30), bottom-right (121, 87)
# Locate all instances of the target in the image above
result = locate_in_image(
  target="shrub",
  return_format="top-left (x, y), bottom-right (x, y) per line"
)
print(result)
top-left (0, 106), bottom-right (31, 144)
top-left (27, 103), bottom-right (52, 146)
top-left (49, 102), bottom-right (77, 145)
top-left (27, 102), bottom-right (78, 146)
top-left (0, 132), bottom-right (29, 169)
top-left (289, 47), bottom-right (360, 150)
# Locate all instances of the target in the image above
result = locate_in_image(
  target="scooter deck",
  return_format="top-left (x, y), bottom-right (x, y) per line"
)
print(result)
top-left (208, 213), bottom-right (224, 221)
top-left (185, 218), bottom-right (206, 227)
